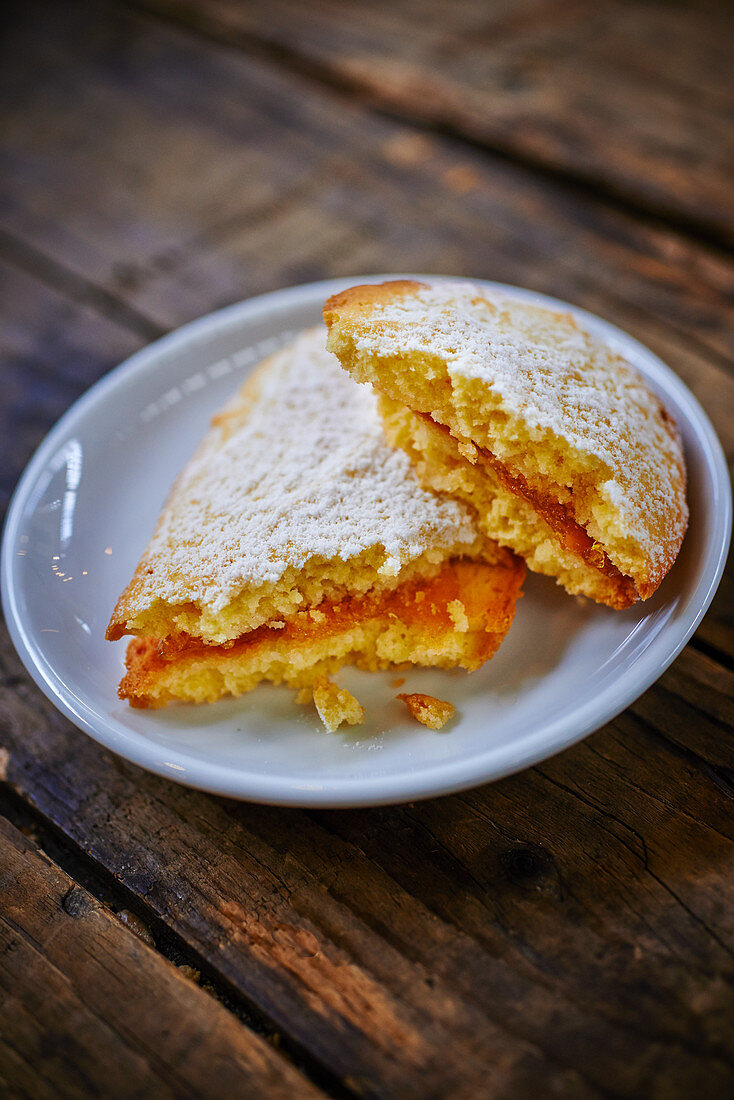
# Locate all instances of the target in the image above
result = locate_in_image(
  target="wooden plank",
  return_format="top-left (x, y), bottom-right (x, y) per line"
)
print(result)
top-left (695, 551), bottom-right (732, 660)
top-left (0, 625), bottom-right (595, 1099)
top-left (0, 816), bottom-right (325, 1099)
top-left (135, 0), bottom-right (734, 245)
top-left (2, 1), bottom-right (733, 381)
top-left (0, 256), bottom-right (143, 516)
top-left (0, 265), bottom-right (731, 1091)
top-left (1, 3), bottom-right (732, 1096)
top-left (2, 615), bottom-right (734, 1097)
top-left (0, 0), bottom-right (349, 297)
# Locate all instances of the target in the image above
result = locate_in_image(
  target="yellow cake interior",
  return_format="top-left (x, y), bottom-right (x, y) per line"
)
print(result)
top-left (109, 543), bottom-right (491, 648)
top-left (378, 395), bottom-right (636, 608)
top-left (120, 557), bottom-right (525, 721)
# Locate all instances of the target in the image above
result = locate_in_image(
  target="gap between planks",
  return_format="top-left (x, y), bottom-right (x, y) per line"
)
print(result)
top-left (3, 613), bottom-right (734, 1094)
top-left (690, 636), bottom-right (734, 677)
top-left (0, 785), bottom-right (359, 1100)
top-left (0, 227), bottom-right (165, 345)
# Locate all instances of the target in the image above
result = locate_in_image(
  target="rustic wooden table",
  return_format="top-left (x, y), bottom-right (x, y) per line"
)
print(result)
top-left (2, 1), bottom-right (733, 1096)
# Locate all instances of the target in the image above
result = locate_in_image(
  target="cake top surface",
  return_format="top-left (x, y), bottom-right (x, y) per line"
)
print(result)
top-left (324, 280), bottom-right (688, 593)
top-left (326, 279), bottom-right (676, 454)
top-left (122, 326), bottom-right (479, 612)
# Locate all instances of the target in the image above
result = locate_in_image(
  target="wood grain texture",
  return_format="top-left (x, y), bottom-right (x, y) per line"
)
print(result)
top-left (0, 816), bottom-right (325, 1099)
top-left (134, 0), bottom-right (734, 245)
top-left (1, 1), bottom-right (733, 1096)
top-left (2, 617), bottom-right (734, 1098)
top-left (0, 256), bottom-right (143, 516)
top-left (1, 2), bottom-right (732, 366)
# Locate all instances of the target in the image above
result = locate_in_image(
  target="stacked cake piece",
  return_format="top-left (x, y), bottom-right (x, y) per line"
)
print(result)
top-left (324, 280), bottom-right (688, 610)
top-left (107, 328), bottom-right (525, 728)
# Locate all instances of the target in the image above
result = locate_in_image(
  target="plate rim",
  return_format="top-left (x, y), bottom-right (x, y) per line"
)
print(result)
top-left (2, 274), bottom-right (731, 806)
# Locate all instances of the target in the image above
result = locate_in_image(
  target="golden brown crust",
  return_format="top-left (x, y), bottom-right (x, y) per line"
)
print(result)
top-left (323, 280), bottom-right (428, 327)
top-left (119, 637), bottom-right (165, 708)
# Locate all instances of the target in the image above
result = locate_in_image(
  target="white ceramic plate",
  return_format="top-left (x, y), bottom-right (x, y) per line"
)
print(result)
top-left (2, 277), bottom-right (730, 806)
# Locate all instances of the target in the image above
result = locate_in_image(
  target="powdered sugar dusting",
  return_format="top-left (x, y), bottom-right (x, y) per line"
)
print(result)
top-left (134, 328), bottom-right (479, 609)
top-left (349, 281), bottom-right (687, 584)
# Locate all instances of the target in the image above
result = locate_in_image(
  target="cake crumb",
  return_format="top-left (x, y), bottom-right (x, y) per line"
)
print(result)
top-left (115, 909), bottom-right (155, 947)
top-left (397, 692), bottom-right (455, 730)
top-left (391, 676), bottom-right (406, 688)
top-left (313, 678), bottom-right (365, 732)
top-left (447, 599), bottom-right (469, 632)
top-left (177, 965), bottom-right (201, 984)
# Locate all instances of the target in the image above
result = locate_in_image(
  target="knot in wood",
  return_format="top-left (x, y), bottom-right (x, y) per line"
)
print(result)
top-left (62, 886), bottom-right (89, 918)
top-left (500, 842), bottom-right (551, 885)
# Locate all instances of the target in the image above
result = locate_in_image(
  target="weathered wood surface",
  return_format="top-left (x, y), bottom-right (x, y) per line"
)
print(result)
top-left (1, 0), bottom-right (733, 1097)
top-left (0, 817), bottom-right (326, 1099)
top-left (2, 624), bottom-right (734, 1098)
top-left (3, 1), bottom-right (734, 370)
top-left (137, 0), bottom-right (734, 246)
